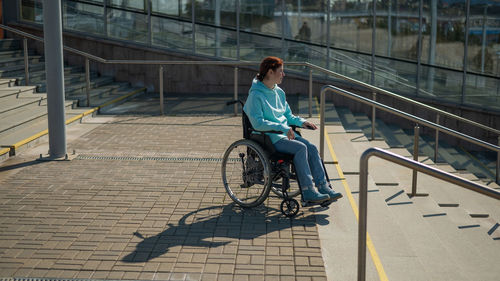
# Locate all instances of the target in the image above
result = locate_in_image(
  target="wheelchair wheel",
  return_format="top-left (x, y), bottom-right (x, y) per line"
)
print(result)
top-left (270, 163), bottom-right (301, 199)
top-left (221, 139), bottom-right (271, 208)
top-left (280, 199), bottom-right (299, 217)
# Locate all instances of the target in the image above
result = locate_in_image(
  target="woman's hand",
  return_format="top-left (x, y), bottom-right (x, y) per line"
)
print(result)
top-left (302, 121), bottom-right (318, 130)
top-left (287, 128), bottom-right (295, 140)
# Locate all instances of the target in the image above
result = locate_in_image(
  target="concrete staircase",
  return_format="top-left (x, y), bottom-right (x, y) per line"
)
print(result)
top-left (0, 38), bottom-right (147, 161)
top-left (298, 98), bottom-right (500, 280)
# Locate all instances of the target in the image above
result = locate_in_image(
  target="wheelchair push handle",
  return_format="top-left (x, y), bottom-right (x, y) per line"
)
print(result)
top-left (226, 99), bottom-right (244, 107)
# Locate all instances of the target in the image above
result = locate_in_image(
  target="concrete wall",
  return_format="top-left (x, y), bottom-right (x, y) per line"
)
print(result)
top-left (7, 23), bottom-right (500, 151)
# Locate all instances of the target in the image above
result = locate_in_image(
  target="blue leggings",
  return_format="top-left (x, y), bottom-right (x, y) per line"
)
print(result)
top-left (273, 135), bottom-right (327, 188)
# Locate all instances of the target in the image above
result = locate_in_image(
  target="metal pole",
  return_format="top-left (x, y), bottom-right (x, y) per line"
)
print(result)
top-left (234, 67), bottom-right (238, 116)
top-left (461, 0), bottom-right (471, 104)
top-left (416, 0), bottom-right (423, 97)
top-left (497, 136), bottom-right (500, 184)
top-left (320, 89), bottom-right (325, 159)
top-left (85, 58), bottom-right (91, 107)
top-left (43, 0), bottom-right (66, 158)
top-left (23, 38), bottom-right (29, 86)
top-left (326, 0), bottom-right (331, 70)
top-left (371, 92), bottom-right (376, 140)
top-left (371, 0), bottom-right (376, 85)
top-left (192, 0), bottom-right (196, 54)
top-left (434, 114), bottom-right (440, 163)
top-left (147, 0), bottom-right (152, 46)
top-left (236, 0), bottom-right (240, 60)
top-left (358, 149), bottom-right (369, 281)
top-left (309, 69), bottom-right (312, 118)
top-left (412, 124), bottom-right (420, 197)
top-left (159, 66), bottom-right (164, 115)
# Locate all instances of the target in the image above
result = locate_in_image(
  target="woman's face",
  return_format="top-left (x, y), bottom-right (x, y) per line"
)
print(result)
top-left (268, 65), bottom-right (285, 85)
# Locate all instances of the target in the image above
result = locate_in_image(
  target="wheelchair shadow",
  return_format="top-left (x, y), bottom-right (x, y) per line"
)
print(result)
top-left (122, 203), bottom-right (329, 263)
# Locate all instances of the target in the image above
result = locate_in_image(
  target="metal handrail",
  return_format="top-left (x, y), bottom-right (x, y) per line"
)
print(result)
top-left (319, 84), bottom-right (500, 185)
top-left (357, 147), bottom-right (500, 281)
top-left (2, 23), bottom-right (498, 162)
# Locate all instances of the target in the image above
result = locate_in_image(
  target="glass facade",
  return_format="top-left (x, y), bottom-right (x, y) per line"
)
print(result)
top-left (15, 0), bottom-right (500, 111)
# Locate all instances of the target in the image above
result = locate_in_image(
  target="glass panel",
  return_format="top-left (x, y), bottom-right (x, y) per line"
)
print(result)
top-left (152, 0), bottom-right (180, 16)
top-left (107, 8), bottom-right (148, 43)
top-left (464, 73), bottom-right (500, 111)
top-left (194, 0), bottom-right (237, 28)
top-left (284, 0), bottom-right (326, 45)
top-left (180, 0), bottom-right (192, 19)
top-left (108, 0), bottom-right (145, 11)
top-left (374, 57), bottom-right (417, 97)
top-left (467, 1), bottom-right (500, 76)
top-left (152, 15), bottom-right (193, 51)
top-left (330, 0), bottom-right (373, 53)
top-left (239, 32), bottom-right (282, 61)
top-left (421, 0), bottom-right (466, 71)
top-left (63, 1), bottom-right (105, 35)
top-left (20, 0), bottom-right (43, 23)
top-left (240, 0), bottom-right (282, 36)
top-left (375, 0), bottom-right (420, 61)
top-left (419, 65), bottom-right (463, 104)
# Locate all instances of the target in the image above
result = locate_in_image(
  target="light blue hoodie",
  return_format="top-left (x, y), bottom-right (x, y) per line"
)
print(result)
top-left (243, 78), bottom-right (306, 144)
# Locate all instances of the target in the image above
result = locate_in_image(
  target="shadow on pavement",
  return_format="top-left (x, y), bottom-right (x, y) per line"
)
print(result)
top-left (123, 203), bottom-right (329, 263)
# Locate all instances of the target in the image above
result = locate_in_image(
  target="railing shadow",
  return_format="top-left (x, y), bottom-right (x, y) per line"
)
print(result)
top-left (123, 203), bottom-right (329, 263)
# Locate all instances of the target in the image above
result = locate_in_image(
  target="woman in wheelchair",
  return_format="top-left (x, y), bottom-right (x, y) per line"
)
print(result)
top-left (243, 56), bottom-right (343, 206)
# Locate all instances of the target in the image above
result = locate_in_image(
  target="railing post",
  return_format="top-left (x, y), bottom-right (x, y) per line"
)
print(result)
top-left (309, 68), bottom-right (312, 118)
top-left (23, 38), bottom-right (29, 86)
top-left (234, 66), bottom-right (238, 116)
top-left (411, 124), bottom-right (420, 197)
top-left (320, 88), bottom-right (325, 159)
top-left (358, 152), bottom-right (369, 281)
top-left (159, 66), bottom-right (164, 115)
top-left (371, 92), bottom-right (376, 140)
top-left (497, 136), bottom-right (500, 184)
top-left (85, 57), bottom-right (91, 107)
top-left (434, 114), bottom-right (440, 163)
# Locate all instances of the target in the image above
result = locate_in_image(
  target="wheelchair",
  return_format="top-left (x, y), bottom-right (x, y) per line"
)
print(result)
top-left (221, 100), bottom-right (336, 217)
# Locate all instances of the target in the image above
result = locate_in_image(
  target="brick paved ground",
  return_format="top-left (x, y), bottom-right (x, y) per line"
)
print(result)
top-left (0, 116), bottom-right (328, 280)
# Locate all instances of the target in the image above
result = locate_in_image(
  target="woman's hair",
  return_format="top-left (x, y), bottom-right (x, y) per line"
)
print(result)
top-left (256, 56), bottom-right (283, 81)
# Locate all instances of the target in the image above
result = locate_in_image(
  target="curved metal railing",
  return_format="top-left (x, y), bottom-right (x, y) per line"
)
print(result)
top-left (320, 85), bottom-right (500, 186)
top-left (2, 23), bottom-right (499, 183)
top-left (357, 147), bottom-right (500, 281)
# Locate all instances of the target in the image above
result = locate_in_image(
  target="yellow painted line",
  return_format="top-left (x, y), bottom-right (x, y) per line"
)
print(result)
top-left (11, 87), bottom-right (146, 151)
top-left (315, 97), bottom-right (388, 281)
top-left (0, 147), bottom-right (10, 156)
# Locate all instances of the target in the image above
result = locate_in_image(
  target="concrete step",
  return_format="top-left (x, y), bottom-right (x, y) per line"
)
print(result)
top-left (403, 128), bottom-right (446, 162)
top-left (35, 75), bottom-right (115, 96)
top-left (352, 112), bottom-right (384, 139)
top-left (0, 55), bottom-right (42, 69)
top-left (0, 49), bottom-right (36, 59)
top-left (0, 62), bottom-right (46, 78)
top-left (0, 85), bottom-right (37, 98)
top-left (324, 121), bottom-right (500, 280)
top-left (0, 39), bottom-right (21, 51)
top-left (0, 90), bottom-right (45, 114)
top-left (15, 65), bottom-right (86, 87)
top-left (0, 98), bottom-right (75, 136)
top-left (0, 78), bottom-right (17, 88)
top-left (336, 106), bottom-right (363, 133)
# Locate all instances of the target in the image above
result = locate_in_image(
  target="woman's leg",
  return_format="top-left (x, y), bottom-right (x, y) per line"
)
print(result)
top-left (294, 135), bottom-right (343, 201)
top-left (293, 135), bottom-right (327, 186)
top-left (274, 138), bottom-right (328, 203)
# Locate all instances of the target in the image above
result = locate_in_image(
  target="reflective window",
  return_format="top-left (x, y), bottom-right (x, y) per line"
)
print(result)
top-left (193, 0), bottom-right (237, 28)
top-left (108, 0), bottom-right (145, 11)
top-left (284, 0), bottom-right (327, 45)
top-left (375, 0), bottom-right (420, 61)
top-left (152, 15), bottom-right (193, 51)
top-left (63, 1), bottom-right (105, 35)
top-left (330, 0), bottom-right (373, 54)
top-left (107, 8), bottom-right (148, 43)
top-left (20, 0), bottom-right (43, 23)
top-left (152, 0), bottom-right (180, 16)
top-left (240, 0), bottom-right (282, 36)
top-left (467, 1), bottom-right (500, 76)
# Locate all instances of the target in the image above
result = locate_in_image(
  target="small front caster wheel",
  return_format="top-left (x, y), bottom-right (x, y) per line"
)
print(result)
top-left (280, 198), bottom-right (300, 217)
